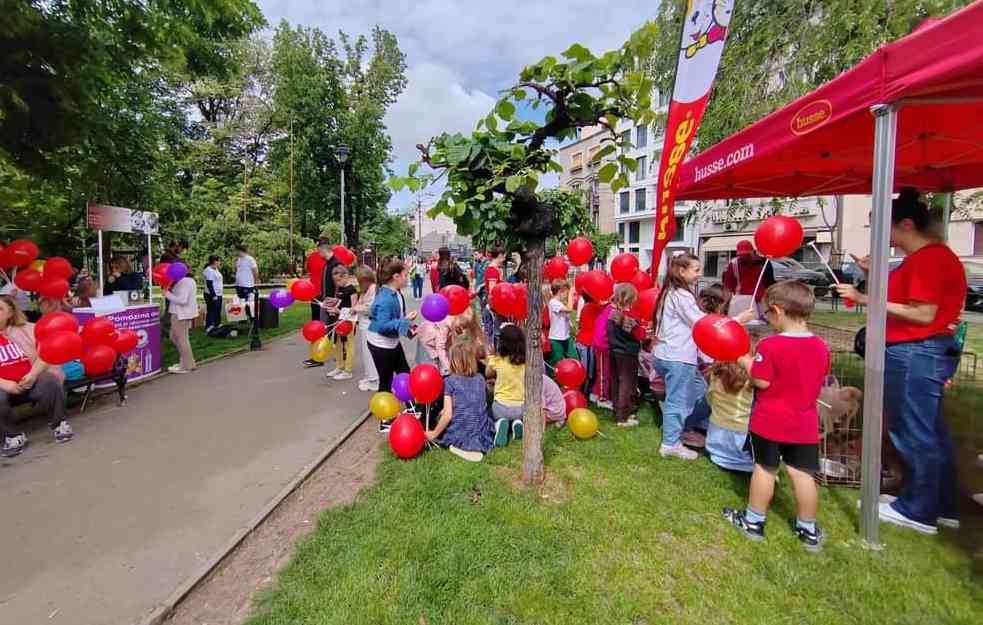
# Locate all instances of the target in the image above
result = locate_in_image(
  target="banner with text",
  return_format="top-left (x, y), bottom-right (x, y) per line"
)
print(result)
top-left (87, 204), bottom-right (159, 234)
top-left (652, 0), bottom-right (735, 273)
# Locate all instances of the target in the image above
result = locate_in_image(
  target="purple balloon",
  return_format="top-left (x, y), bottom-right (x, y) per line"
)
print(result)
top-left (165, 261), bottom-right (188, 282)
top-left (392, 373), bottom-right (413, 403)
top-left (420, 294), bottom-right (450, 322)
top-left (269, 288), bottom-right (294, 309)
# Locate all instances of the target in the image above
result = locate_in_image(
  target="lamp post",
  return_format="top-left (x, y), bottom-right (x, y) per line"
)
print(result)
top-left (334, 144), bottom-right (351, 246)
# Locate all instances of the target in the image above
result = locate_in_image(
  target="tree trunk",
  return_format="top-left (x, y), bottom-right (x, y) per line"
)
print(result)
top-left (521, 234), bottom-right (546, 485)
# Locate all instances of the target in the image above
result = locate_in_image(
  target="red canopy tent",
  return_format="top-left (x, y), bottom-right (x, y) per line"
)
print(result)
top-left (674, 0), bottom-right (983, 546)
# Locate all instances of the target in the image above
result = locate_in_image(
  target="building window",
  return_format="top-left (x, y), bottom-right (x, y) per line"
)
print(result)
top-left (588, 145), bottom-right (600, 165)
top-left (629, 221), bottom-right (640, 244)
top-left (619, 191), bottom-right (630, 214)
top-left (672, 215), bottom-right (685, 241)
top-left (636, 124), bottom-right (648, 148)
top-left (635, 188), bottom-right (646, 212)
top-left (571, 151), bottom-right (583, 171)
top-left (620, 129), bottom-right (631, 148)
top-left (618, 222), bottom-right (626, 242)
top-left (636, 155), bottom-right (647, 181)
top-left (975, 222), bottom-right (983, 256)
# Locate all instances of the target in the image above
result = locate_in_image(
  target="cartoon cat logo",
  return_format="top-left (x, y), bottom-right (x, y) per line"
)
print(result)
top-left (674, 0), bottom-right (734, 104)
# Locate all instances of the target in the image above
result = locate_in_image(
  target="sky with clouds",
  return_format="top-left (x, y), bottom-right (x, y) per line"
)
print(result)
top-left (256, 0), bottom-right (661, 212)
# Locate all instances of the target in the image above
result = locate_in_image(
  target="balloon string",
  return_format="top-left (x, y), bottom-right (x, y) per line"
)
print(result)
top-left (809, 242), bottom-right (842, 286)
top-left (748, 258), bottom-right (771, 311)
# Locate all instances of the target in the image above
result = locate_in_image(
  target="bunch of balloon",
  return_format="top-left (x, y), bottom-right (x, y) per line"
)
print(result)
top-left (0, 239), bottom-right (75, 300)
top-left (302, 320), bottom-right (331, 363)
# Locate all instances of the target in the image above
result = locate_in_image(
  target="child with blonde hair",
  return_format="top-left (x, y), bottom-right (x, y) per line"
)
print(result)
top-left (607, 283), bottom-right (642, 427)
top-left (323, 264), bottom-right (357, 380)
top-left (427, 341), bottom-right (494, 462)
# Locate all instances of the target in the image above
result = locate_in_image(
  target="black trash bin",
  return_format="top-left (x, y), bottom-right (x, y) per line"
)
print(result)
top-left (258, 297), bottom-right (280, 329)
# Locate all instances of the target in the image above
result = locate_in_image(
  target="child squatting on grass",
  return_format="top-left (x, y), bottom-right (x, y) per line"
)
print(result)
top-left (486, 324), bottom-right (527, 448)
top-left (427, 341), bottom-right (495, 462)
top-left (723, 280), bottom-right (831, 552)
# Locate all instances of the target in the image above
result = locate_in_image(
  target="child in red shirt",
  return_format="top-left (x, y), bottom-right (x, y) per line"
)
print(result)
top-left (724, 280), bottom-right (830, 552)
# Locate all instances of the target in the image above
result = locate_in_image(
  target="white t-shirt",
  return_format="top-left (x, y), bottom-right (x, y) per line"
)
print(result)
top-left (202, 266), bottom-right (223, 295)
top-left (548, 297), bottom-right (570, 341)
top-left (235, 255), bottom-right (257, 288)
top-left (653, 288), bottom-right (707, 365)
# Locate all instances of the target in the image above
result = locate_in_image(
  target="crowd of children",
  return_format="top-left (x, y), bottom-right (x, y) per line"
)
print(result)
top-left (309, 247), bottom-right (832, 551)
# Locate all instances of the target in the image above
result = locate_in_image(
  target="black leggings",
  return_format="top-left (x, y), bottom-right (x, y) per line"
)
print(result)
top-left (368, 343), bottom-right (410, 394)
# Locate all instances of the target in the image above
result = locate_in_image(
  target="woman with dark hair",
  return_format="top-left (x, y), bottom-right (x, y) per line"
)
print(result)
top-left (202, 255), bottom-right (223, 332)
top-left (836, 187), bottom-right (967, 535)
top-left (367, 260), bottom-right (418, 432)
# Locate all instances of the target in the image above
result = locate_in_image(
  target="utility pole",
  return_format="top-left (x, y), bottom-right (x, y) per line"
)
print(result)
top-left (289, 116), bottom-right (295, 262)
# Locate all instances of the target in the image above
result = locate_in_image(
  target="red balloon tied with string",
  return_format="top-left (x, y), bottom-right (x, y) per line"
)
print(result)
top-left (692, 314), bottom-right (751, 362)
top-left (410, 363), bottom-right (444, 404)
top-left (754, 216), bottom-right (804, 258)
top-left (610, 253), bottom-right (640, 283)
top-left (566, 238), bottom-right (594, 266)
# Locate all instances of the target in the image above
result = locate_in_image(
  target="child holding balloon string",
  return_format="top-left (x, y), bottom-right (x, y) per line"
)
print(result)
top-left (607, 283), bottom-right (643, 427)
top-left (426, 341), bottom-right (494, 462)
top-left (322, 265), bottom-right (357, 380)
top-left (367, 261), bottom-right (418, 433)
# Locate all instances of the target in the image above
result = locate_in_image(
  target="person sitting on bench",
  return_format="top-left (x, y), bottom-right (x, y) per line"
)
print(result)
top-left (0, 294), bottom-right (73, 458)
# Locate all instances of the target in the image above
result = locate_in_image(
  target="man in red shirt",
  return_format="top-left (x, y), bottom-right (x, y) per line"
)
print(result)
top-left (724, 280), bottom-right (830, 552)
top-left (722, 240), bottom-right (776, 307)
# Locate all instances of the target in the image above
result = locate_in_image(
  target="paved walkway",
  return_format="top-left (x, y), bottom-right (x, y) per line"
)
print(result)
top-left (0, 331), bottom-right (370, 625)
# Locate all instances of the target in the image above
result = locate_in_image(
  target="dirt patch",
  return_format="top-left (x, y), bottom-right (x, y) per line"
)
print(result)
top-left (163, 419), bottom-right (382, 625)
top-left (494, 465), bottom-right (575, 505)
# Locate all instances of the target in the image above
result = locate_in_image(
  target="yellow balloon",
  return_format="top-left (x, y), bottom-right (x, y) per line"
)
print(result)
top-left (369, 391), bottom-right (401, 421)
top-left (29, 260), bottom-right (46, 272)
top-left (567, 408), bottom-right (599, 440)
top-left (309, 336), bottom-right (332, 363)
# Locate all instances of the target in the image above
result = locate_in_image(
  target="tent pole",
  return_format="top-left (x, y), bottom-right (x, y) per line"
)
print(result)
top-left (97, 230), bottom-right (105, 297)
top-left (941, 193), bottom-right (952, 242)
top-left (860, 104), bottom-right (898, 547)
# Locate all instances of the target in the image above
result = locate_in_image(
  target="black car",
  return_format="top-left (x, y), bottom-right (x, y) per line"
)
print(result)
top-left (966, 260), bottom-right (983, 313)
top-left (770, 258), bottom-right (833, 297)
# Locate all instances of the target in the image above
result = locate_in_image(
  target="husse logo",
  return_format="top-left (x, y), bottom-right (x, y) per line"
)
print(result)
top-left (790, 99), bottom-right (832, 136)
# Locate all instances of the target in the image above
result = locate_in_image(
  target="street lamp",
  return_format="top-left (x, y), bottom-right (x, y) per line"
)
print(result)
top-left (334, 144), bottom-right (351, 246)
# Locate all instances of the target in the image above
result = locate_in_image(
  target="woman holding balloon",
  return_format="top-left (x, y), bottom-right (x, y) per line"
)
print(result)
top-left (163, 265), bottom-right (198, 374)
top-left (834, 188), bottom-right (967, 535)
top-left (367, 261), bottom-right (418, 431)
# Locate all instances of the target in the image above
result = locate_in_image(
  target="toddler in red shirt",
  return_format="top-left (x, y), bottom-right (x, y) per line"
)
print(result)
top-left (723, 280), bottom-right (830, 552)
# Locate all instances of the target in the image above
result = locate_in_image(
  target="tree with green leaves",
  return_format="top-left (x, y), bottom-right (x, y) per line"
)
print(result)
top-left (391, 24), bottom-right (660, 484)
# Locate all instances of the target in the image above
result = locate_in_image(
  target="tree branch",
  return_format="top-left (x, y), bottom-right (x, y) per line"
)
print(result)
top-left (515, 82), bottom-right (558, 102)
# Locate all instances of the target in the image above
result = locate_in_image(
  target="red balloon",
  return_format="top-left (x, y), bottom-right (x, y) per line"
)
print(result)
top-left (35, 311), bottom-right (79, 341)
top-left (574, 271), bottom-right (590, 295)
top-left (152, 262), bottom-right (172, 288)
top-left (112, 329), bottom-right (140, 354)
top-left (13, 268), bottom-right (43, 292)
top-left (563, 389), bottom-right (588, 416)
top-left (42, 257), bottom-right (73, 281)
top-left (81, 317), bottom-right (117, 347)
top-left (542, 334), bottom-right (551, 353)
top-left (611, 253), bottom-right (640, 283)
top-left (582, 270), bottom-right (614, 302)
top-left (4, 239), bottom-right (39, 268)
top-left (38, 330), bottom-right (84, 365)
top-left (632, 287), bottom-right (661, 322)
top-left (439, 285), bottom-right (470, 316)
top-left (333, 246), bottom-right (356, 266)
top-left (754, 215), bottom-right (804, 258)
top-left (388, 412), bottom-right (427, 459)
top-left (302, 320), bottom-right (327, 342)
top-left (567, 237), bottom-right (594, 266)
top-left (335, 320), bottom-right (354, 336)
top-left (489, 283), bottom-right (517, 317)
top-left (290, 278), bottom-right (319, 302)
top-left (410, 363), bottom-right (444, 404)
top-left (82, 344), bottom-right (117, 376)
top-left (629, 270), bottom-right (654, 292)
top-left (38, 278), bottom-right (70, 299)
top-left (555, 358), bottom-right (587, 388)
top-left (306, 251), bottom-right (327, 282)
top-left (544, 256), bottom-right (569, 281)
top-left (693, 314), bottom-right (751, 362)
top-left (511, 283), bottom-right (529, 320)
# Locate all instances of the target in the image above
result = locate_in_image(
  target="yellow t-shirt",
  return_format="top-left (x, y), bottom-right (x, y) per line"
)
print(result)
top-left (707, 376), bottom-right (753, 433)
top-left (487, 355), bottom-right (525, 407)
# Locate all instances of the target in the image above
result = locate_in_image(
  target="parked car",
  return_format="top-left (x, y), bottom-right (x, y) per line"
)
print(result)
top-left (965, 260), bottom-right (983, 312)
top-left (771, 258), bottom-right (832, 297)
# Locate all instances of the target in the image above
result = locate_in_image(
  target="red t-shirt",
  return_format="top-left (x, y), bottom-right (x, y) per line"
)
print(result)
top-left (483, 265), bottom-right (502, 290)
top-left (749, 333), bottom-right (830, 444)
top-left (886, 243), bottom-right (966, 344)
top-left (576, 302), bottom-right (603, 346)
top-left (0, 335), bottom-right (32, 382)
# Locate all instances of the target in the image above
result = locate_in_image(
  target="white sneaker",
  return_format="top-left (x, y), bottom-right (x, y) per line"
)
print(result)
top-left (325, 367), bottom-right (341, 377)
top-left (54, 421), bottom-right (74, 444)
top-left (596, 400), bottom-right (613, 410)
top-left (856, 494), bottom-right (897, 509)
top-left (358, 379), bottom-right (380, 392)
top-left (938, 517), bottom-right (960, 529)
top-left (878, 501), bottom-right (937, 535)
top-left (659, 443), bottom-right (698, 460)
top-left (449, 446), bottom-right (484, 462)
top-left (334, 371), bottom-right (353, 380)
top-left (1, 433), bottom-right (28, 457)
top-left (972, 493), bottom-right (983, 508)
top-left (617, 418), bottom-right (639, 428)
top-left (167, 365), bottom-right (191, 374)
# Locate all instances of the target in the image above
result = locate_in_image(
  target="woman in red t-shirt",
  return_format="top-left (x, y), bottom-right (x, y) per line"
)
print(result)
top-left (835, 188), bottom-right (966, 535)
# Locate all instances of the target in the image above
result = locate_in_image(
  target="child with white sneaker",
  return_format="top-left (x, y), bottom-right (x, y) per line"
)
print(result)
top-left (426, 341), bottom-right (494, 462)
top-left (486, 324), bottom-right (526, 447)
top-left (723, 280), bottom-right (830, 552)
top-left (323, 265), bottom-right (357, 381)
top-left (353, 265), bottom-right (379, 392)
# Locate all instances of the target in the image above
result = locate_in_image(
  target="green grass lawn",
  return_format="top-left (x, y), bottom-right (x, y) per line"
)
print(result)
top-left (161, 294), bottom-right (311, 368)
top-left (243, 403), bottom-right (983, 625)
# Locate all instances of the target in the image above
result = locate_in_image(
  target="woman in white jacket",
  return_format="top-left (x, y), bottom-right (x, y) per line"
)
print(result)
top-left (165, 274), bottom-right (199, 373)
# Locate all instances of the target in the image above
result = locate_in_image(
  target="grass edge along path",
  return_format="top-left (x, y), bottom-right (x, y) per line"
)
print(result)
top-left (242, 403), bottom-right (982, 625)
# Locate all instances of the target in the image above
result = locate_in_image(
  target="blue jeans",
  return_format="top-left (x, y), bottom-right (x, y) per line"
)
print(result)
top-left (412, 276), bottom-right (424, 298)
top-left (655, 359), bottom-right (704, 446)
top-left (884, 336), bottom-right (960, 524)
top-left (575, 343), bottom-right (594, 395)
top-left (706, 424), bottom-right (753, 473)
top-left (686, 396), bottom-right (711, 431)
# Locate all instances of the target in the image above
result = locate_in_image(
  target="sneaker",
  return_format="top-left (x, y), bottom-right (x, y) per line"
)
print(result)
top-left (494, 419), bottom-right (509, 448)
top-left (938, 517), bottom-right (960, 530)
top-left (972, 493), bottom-right (983, 508)
top-left (856, 494), bottom-right (897, 509)
top-left (596, 400), bottom-right (613, 410)
top-left (512, 420), bottom-right (523, 441)
top-left (359, 380), bottom-right (379, 392)
top-left (1, 433), bottom-right (28, 458)
top-left (333, 371), bottom-right (353, 380)
top-left (449, 446), bottom-right (484, 462)
top-left (722, 507), bottom-right (765, 542)
top-left (53, 421), bottom-right (74, 444)
top-left (659, 443), bottom-right (699, 460)
top-left (680, 430), bottom-right (706, 448)
top-left (879, 501), bottom-right (937, 535)
top-left (378, 420), bottom-right (392, 434)
top-left (616, 418), bottom-right (639, 428)
top-left (167, 365), bottom-right (191, 374)
top-left (325, 367), bottom-right (342, 378)
top-left (791, 520), bottom-right (825, 553)
top-left (302, 359), bottom-right (324, 368)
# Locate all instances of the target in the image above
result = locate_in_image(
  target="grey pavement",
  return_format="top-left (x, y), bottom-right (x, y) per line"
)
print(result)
top-left (0, 330), bottom-right (370, 625)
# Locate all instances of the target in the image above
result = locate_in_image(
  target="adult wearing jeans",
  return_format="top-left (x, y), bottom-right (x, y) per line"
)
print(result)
top-left (412, 257), bottom-right (426, 299)
top-left (836, 187), bottom-right (967, 535)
